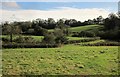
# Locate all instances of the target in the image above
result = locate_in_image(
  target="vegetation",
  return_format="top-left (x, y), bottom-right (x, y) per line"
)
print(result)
top-left (2, 13), bottom-right (119, 45)
top-left (2, 45), bottom-right (118, 75)
top-left (70, 25), bottom-right (103, 32)
top-left (1, 13), bottom-right (120, 75)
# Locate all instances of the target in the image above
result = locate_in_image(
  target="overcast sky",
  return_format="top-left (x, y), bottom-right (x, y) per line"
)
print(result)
top-left (1, 1), bottom-right (118, 22)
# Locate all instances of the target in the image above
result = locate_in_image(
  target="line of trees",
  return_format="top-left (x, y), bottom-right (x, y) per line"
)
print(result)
top-left (1, 13), bottom-right (120, 44)
top-left (2, 15), bottom-right (104, 35)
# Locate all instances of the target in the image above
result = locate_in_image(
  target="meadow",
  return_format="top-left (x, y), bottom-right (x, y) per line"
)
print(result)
top-left (1, 24), bottom-right (119, 75)
top-left (48, 25), bottom-right (104, 32)
top-left (2, 45), bottom-right (119, 75)
top-left (69, 25), bottom-right (104, 32)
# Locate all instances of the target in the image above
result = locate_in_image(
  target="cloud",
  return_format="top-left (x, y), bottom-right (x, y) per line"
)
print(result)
top-left (1, 2), bottom-right (20, 10)
top-left (1, 7), bottom-right (111, 23)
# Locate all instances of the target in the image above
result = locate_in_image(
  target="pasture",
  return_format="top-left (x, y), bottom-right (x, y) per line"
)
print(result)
top-left (69, 25), bottom-right (104, 32)
top-left (1, 24), bottom-right (119, 75)
top-left (2, 45), bottom-right (119, 75)
top-left (48, 25), bottom-right (103, 32)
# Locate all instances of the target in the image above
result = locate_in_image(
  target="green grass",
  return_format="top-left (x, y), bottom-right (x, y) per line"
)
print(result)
top-left (78, 40), bottom-right (105, 44)
top-left (69, 25), bottom-right (104, 32)
top-left (48, 29), bottom-right (54, 32)
top-left (48, 25), bottom-right (104, 32)
top-left (67, 37), bottom-right (91, 41)
top-left (1, 35), bottom-right (44, 41)
top-left (2, 45), bottom-right (119, 75)
top-left (24, 35), bottom-right (44, 41)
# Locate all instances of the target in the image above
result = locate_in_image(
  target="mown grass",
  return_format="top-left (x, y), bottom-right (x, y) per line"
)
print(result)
top-left (2, 45), bottom-right (119, 75)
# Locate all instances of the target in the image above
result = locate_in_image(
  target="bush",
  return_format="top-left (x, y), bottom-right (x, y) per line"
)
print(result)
top-left (72, 31), bottom-right (95, 37)
top-left (2, 37), bottom-right (9, 42)
top-left (78, 31), bottom-right (96, 37)
top-left (14, 36), bottom-right (24, 43)
top-left (72, 32), bottom-right (79, 37)
top-left (76, 41), bottom-right (119, 46)
top-left (25, 29), bottom-right (34, 35)
top-left (66, 37), bottom-right (100, 44)
top-left (55, 36), bottom-right (68, 44)
top-left (14, 36), bottom-right (36, 43)
top-left (34, 26), bottom-right (48, 36)
top-left (2, 43), bottom-right (60, 48)
top-left (98, 29), bottom-right (119, 40)
top-left (42, 33), bottom-right (56, 44)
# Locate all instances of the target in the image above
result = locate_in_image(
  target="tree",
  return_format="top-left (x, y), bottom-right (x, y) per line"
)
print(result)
top-left (87, 19), bottom-right (94, 25)
top-left (55, 36), bottom-right (68, 44)
top-left (34, 26), bottom-right (48, 36)
top-left (42, 33), bottom-right (56, 44)
top-left (96, 16), bottom-right (104, 25)
top-left (56, 19), bottom-right (65, 29)
top-left (104, 13), bottom-right (119, 30)
top-left (54, 28), bottom-right (68, 44)
top-left (101, 13), bottom-right (120, 40)
top-left (47, 18), bottom-right (56, 29)
top-left (3, 23), bottom-right (21, 43)
top-left (20, 21), bottom-right (32, 33)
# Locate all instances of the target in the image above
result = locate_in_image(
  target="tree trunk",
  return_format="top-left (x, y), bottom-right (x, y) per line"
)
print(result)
top-left (10, 33), bottom-right (12, 43)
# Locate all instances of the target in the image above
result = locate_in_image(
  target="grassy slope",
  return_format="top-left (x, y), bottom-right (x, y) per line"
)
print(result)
top-left (69, 25), bottom-right (103, 32)
top-left (48, 25), bottom-right (104, 32)
top-left (2, 45), bottom-right (118, 75)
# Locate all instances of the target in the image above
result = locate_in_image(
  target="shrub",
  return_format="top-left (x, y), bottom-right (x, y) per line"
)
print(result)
top-left (79, 41), bottom-right (119, 46)
top-left (2, 43), bottom-right (60, 48)
top-left (78, 31), bottom-right (96, 37)
top-left (14, 36), bottom-right (36, 43)
top-left (72, 31), bottom-right (95, 37)
top-left (14, 36), bottom-right (25, 43)
top-left (2, 37), bottom-right (9, 42)
top-left (72, 32), bottom-right (79, 37)
top-left (42, 33), bottom-right (56, 44)
top-left (55, 36), bottom-right (68, 44)
top-left (25, 29), bottom-right (34, 35)
top-left (98, 29), bottom-right (119, 40)
top-left (66, 37), bottom-right (100, 44)
top-left (34, 26), bottom-right (48, 36)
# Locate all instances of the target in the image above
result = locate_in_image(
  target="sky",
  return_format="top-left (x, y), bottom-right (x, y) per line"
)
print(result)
top-left (0, 1), bottom-right (119, 23)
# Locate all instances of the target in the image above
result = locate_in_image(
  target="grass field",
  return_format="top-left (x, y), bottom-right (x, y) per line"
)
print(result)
top-left (78, 40), bottom-right (105, 44)
top-left (67, 37), bottom-right (92, 41)
top-left (48, 25), bottom-right (103, 32)
top-left (1, 25), bottom-right (119, 75)
top-left (1, 35), bottom-right (44, 41)
top-left (2, 45), bottom-right (119, 75)
top-left (69, 25), bottom-right (104, 32)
